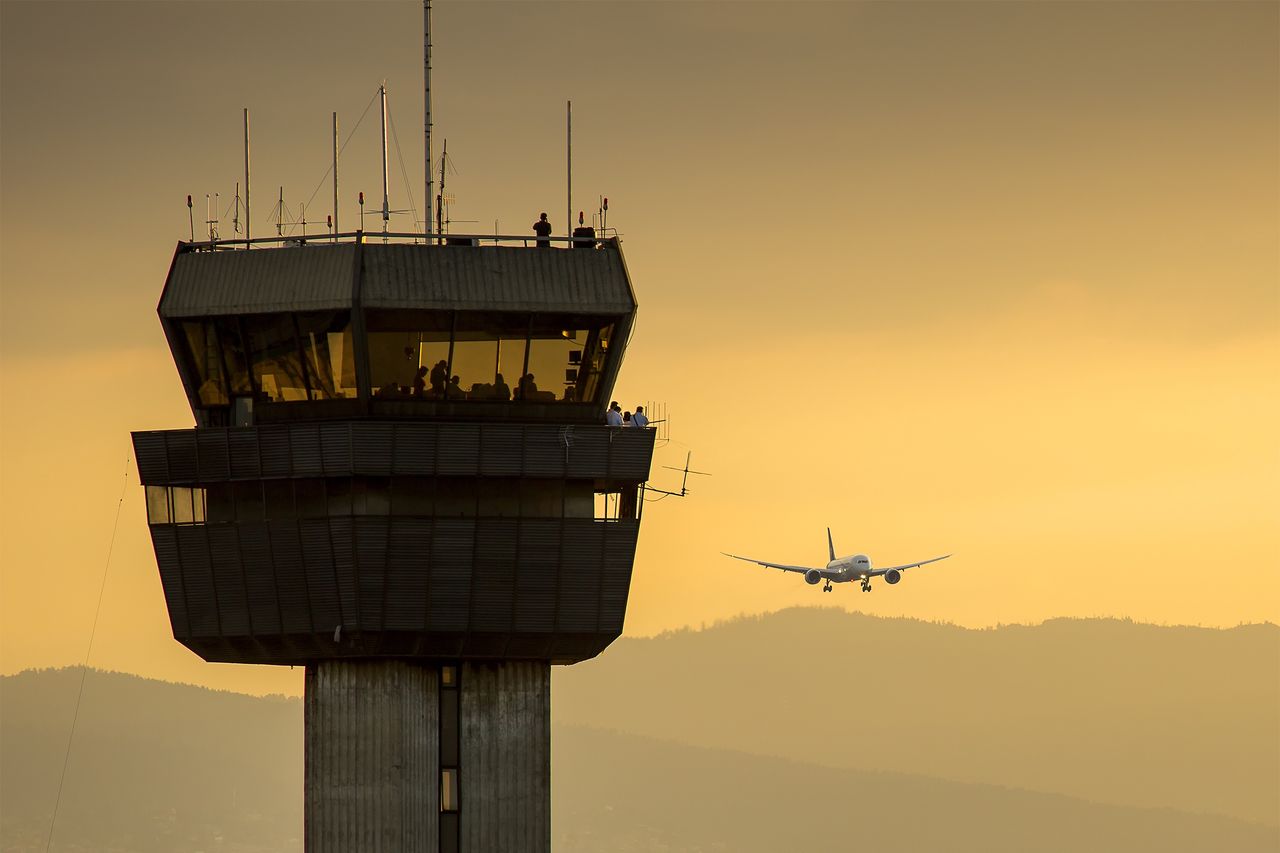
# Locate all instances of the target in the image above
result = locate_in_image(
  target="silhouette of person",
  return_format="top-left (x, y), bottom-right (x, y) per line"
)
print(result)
top-left (429, 360), bottom-right (448, 397)
top-left (493, 373), bottom-right (511, 401)
top-left (632, 405), bottom-right (649, 428)
top-left (413, 366), bottom-right (428, 397)
top-left (606, 401), bottom-right (623, 426)
top-left (623, 411), bottom-right (632, 425)
top-left (447, 375), bottom-right (463, 398)
top-left (532, 212), bottom-right (552, 248)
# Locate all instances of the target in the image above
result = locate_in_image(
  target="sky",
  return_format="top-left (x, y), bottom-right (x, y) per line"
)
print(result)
top-left (1, 0), bottom-right (1276, 697)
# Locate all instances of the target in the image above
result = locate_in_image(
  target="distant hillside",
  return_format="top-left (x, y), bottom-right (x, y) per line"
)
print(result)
top-left (554, 608), bottom-right (1280, 826)
top-left (0, 668), bottom-right (302, 852)
top-left (555, 726), bottom-right (1277, 853)
top-left (4, 668), bottom-right (1276, 853)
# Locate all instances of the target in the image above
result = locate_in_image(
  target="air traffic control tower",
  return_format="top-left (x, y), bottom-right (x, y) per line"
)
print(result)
top-left (131, 233), bottom-right (654, 851)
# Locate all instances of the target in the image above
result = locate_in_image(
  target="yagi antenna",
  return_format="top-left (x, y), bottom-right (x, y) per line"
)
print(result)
top-left (646, 451), bottom-right (710, 499)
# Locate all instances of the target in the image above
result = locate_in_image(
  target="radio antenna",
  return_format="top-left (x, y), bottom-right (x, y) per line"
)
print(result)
top-left (424, 0), bottom-right (434, 239)
top-left (332, 112), bottom-right (339, 239)
top-left (379, 84), bottom-right (390, 236)
top-left (243, 108), bottom-right (251, 248)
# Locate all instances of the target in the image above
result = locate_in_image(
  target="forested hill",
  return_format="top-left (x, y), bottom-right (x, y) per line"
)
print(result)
top-left (2, 610), bottom-right (1276, 851)
top-left (554, 608), bottom-right (1280, 825)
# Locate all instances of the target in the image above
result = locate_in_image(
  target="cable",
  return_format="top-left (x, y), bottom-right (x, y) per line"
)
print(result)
top-left (386, 109), bottom-right (420, 230)
top-left (44, 451), bottom-right (131, 853)
top-left (288, 87), bottom-right (381, 236)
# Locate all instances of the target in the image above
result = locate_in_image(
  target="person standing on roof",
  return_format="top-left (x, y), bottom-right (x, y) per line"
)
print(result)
top-left (532, 212), bottom-right (552, 248)
top-left (631, 406), bottom-right (649, 429)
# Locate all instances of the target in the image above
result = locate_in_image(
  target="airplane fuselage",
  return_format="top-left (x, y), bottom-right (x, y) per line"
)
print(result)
top-left (825, 554), bottom-right (873, 584)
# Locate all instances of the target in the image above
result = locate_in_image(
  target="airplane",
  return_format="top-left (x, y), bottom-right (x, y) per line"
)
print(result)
top-left (723, 529), bottom-right (950, 593)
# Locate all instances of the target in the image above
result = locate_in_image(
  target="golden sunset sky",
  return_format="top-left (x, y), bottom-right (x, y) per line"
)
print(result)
top-left (2, 0), bottom-right (1276, 696)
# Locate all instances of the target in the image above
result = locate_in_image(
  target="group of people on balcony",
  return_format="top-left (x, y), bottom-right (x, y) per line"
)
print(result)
top-left (607, 401), bottom-right (649, 428)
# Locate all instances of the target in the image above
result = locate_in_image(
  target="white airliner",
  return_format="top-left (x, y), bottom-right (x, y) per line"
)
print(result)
top-left (723, 529), bottom-right (950, 593)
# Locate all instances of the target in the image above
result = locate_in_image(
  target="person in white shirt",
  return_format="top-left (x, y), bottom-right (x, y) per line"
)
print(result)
top-left (631, 406), bottom-right (649, 429)
top-left (605, 401), bottom-right (623, 426)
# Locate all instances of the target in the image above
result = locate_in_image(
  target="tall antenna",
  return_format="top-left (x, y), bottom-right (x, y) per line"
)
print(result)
top-left (566, 100), bottom-right (572, 243)
top-left (436, 139), bottom-right (447, 236)
top-left (332, 112), bottom-right (339, 239)
top-left (424, 0), bottom-right (434, 239)
top-left (243, 108), bottom-right (251, 248)
top-left (379, 84), bottom-right (390, 235)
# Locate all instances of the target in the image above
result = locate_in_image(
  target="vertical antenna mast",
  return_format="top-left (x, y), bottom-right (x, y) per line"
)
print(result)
top-left (424, 0), bottom-right (434, 239)
top-left (436, 139), bottom-right (447, 235)
top-left (380, 84), bottom-right (390, 235)
top-left (243, 108), bottom-right (251, 248)
top-left (332, 112), bottom-right (339, 240)
top-left (566, 100), bottom-right (572, 243)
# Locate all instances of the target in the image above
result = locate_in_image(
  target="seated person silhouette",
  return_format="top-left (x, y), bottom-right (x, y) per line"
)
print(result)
top-left (493, 373), bottom-right (512, 401)
top-left (447, 375), bottom-right (465, 399)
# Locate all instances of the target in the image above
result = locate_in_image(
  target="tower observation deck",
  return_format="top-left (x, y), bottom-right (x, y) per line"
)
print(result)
top-left (132, 232), bottom-right (655, 851)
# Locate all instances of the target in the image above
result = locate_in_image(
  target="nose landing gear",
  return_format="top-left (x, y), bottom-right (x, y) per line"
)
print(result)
top-left (860, 579), bottom-right (872, 592)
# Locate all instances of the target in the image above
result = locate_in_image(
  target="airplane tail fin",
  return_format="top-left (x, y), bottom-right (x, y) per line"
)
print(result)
top-left (827, 527), bottom-right (836, 562)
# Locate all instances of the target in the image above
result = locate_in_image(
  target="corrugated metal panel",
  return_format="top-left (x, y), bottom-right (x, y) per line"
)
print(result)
top-left (165, 431), bottom-right (198, 481)
top-left (176, 526), bottom-right (218, 637)
top-left (196, 431), bottom-right (230, 480)
top-left (269, 520), bottom-right (313, 635)
top-left (150, 527), bottom-right (188, 637)
top-left (363, 244), bottom-right (634, 314)
top-left (460, 661), bottom-right (550, 853)
top-left (300, 518), bottom-right (342, 633)
top-left (479, 425), bottom-right (523, 476)
top-left (304, 661), bottom-right (438, 853)
top-left (472, 519), bottom-right (517, 633)
top-left (208, 525), bottom-right (250, 635)
top-left (259, 426), bottom-right (293, 477)
top-left (606, 428), bottom-right (656, 481)
top-left (228, 430), bottom-right (260, 479)
top-left (132, 433), bottom-right (170, 484)
top-left (558, 522), bottom-right (604, 632)
top-left (436, 425), bottom-right (479, 475)
top-left (514, 520), bottom-right (559, 634)
top-left (385, 518), bottom-right (431, 631)
top-left (137, 423), bottom-right (653, 483)
top-left (239, 522), bottom-right (281, 635)
top-left (328, 517), bottom-right (358, 631)
top-left (565, 429), bottom-right (609, 479)
top-left (429, 519), bottom-right (474, 632)
top-left (351, 423), bottom-right (394, 475)
top-left (319, 423), bottom-right (352, 475)
top-left (354, 517), bottom-right (390, 630)
top-left (161, 245), bottom-right (356, 318)
top-left (291, 425), bottom-right (324, 476)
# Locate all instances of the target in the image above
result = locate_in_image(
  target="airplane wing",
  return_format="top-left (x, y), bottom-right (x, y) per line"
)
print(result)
top-left (870, 554), bottom-right (951, 575)
top-left (721, 552), bottom-right (835, 577)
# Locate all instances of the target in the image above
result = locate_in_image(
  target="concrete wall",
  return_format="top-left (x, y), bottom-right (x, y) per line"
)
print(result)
top-left (305, 661), bottom-right (439, 852)
top-left (460, 662), bottom-right (550, 853)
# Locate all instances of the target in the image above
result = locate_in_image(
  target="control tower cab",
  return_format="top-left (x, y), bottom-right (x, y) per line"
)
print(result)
top-left (132, 234), bottom-right (654, 851)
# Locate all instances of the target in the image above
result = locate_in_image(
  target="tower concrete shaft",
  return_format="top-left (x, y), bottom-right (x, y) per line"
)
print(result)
top-left (305, 660), bottom-right (549, 852)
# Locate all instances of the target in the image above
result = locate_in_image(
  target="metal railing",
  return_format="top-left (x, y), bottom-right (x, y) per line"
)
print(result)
top-left (181, 231), bottom-right (619, 252)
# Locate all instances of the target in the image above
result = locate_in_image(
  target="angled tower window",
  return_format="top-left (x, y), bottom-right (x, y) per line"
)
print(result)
top-left (367, 309), bottom-right (452, 399)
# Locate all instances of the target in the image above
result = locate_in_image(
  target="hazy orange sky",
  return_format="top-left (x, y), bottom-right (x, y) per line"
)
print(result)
top-left (2, 1), bottom-right (1276, 696)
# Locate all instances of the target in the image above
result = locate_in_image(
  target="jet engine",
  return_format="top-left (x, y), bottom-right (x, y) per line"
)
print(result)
top-left (884, 569), bottom-right (902, 585)
top-left (805, 569), bottom-right (823, 585)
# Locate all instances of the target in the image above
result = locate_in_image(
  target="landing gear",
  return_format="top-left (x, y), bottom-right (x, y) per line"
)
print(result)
top-left (860, 580), bottom-right (872, 592)
top-left (822, 581), bottom-right (833, 593)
